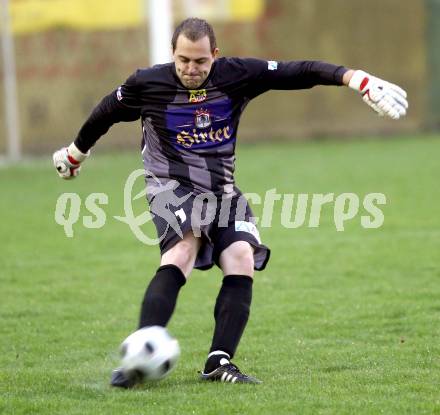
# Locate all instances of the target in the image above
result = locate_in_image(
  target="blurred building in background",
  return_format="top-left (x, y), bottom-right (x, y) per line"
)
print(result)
top-left (0, 0), bottom-right (436, 157)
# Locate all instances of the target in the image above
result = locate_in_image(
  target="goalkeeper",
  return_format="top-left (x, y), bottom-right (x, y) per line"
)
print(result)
top-left (53, 17), bottom-right (408, 386)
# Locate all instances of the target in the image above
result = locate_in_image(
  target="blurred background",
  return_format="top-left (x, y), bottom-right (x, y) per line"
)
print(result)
top-left (0, 0), bottom-right (438, 159)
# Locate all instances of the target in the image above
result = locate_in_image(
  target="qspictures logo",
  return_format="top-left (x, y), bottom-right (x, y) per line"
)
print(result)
top-left (54, 169), bottom-right (387, 245)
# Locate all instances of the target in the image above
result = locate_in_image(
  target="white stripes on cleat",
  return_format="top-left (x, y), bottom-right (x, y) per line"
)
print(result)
top-left (220, 372), bottom-right (238, 383)
top-left (200, 362), bottom-right (262, 384)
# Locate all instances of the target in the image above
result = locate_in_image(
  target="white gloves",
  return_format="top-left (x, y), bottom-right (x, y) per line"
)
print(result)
top-left (53, 143), bottom-right (89, 179)
top-left (349, 70), bottom-right (408, 120)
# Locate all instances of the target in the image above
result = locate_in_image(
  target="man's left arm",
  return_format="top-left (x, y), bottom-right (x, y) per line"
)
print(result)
top-left (243, 59), bottom-right (408, 120)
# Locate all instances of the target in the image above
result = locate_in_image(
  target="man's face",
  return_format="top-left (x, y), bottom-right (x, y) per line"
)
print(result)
top-left (173, 34), bottom-right (218, 89)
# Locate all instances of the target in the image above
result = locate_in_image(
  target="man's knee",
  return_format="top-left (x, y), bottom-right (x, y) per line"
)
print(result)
top-left (219, 241), bottom-right (255, 276)
top-left (161, 234), bottom-right (200, 277)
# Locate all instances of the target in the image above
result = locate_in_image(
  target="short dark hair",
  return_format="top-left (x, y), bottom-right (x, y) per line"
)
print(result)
top-left (171, 18), bottom-right (217, 52)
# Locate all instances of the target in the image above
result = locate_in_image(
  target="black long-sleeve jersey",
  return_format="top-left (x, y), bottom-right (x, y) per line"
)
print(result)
top-left (74, 57), bottom-right (347, 198)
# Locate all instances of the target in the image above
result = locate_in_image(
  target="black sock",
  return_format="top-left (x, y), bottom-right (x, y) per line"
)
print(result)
top-left (206, 275), bottom-right (253, 371)
top-left (203, 351), bottom-right (231, 373)
top-left (138, 264), bottom-right (186, 328)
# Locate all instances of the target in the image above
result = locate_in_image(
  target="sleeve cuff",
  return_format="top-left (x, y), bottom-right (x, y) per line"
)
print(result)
top-left (334, 66), bottom-right (350, 85)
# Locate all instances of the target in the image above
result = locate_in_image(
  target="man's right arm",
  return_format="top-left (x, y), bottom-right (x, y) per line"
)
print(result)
top-left (74, 90), bottom-right (141, 153)
top-left (53, 72), bottom-right (142, 180)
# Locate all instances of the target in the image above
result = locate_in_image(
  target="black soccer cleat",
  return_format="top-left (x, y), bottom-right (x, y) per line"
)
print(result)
top-left (110, 367), bottom-right (143, 389)
top-left (200, 362), bottom-right (262, 384)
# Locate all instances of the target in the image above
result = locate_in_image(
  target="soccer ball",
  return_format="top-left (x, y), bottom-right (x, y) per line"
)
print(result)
top-left (120, 326), bottom-right (180, 381)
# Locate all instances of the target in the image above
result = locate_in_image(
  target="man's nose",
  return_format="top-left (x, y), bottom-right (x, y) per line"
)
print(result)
top-left (188, 62), bottom-right (198, 73)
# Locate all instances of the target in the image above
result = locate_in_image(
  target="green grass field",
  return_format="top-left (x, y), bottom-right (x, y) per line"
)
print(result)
top-left (1, 135), bottom-right (439, 414)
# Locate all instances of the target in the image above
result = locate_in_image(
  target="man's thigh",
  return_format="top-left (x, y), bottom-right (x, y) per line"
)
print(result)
top-left (211, 193), bottom-right (270, 272)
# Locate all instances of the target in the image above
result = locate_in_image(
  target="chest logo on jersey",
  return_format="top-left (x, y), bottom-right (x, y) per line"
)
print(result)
top-left (195, 108), bottom-right (211, 128)
top-left (188, 89), bottom-right (207, 103)
top-left (166, 98), bottom-right (235, 150)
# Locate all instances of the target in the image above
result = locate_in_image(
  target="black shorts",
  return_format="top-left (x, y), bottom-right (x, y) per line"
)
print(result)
top-left (149, 186), bottom-right (270, 271)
